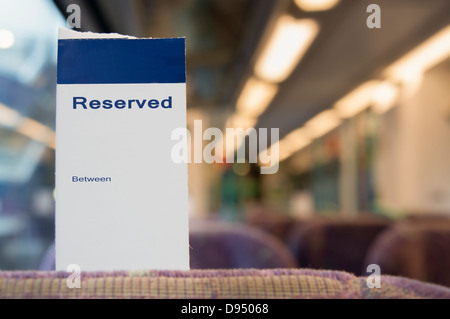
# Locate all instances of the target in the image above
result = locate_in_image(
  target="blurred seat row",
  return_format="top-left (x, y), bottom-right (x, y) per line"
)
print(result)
top-left (247, 212), bottom-right (450, 287)
top-left (40, 213), bottom-right (450, 287)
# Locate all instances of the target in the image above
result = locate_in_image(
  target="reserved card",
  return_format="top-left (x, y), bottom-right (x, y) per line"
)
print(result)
top-left (55, 28), bottom-right (189, 271)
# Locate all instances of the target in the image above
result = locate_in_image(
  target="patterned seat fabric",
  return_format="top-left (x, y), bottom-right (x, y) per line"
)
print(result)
top-left (1, 268), bottom-right (449, 299)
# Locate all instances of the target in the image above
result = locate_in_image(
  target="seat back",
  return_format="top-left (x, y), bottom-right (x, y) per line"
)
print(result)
top-left (246, 212), bottom-right (296, 242)
top-left (287, 217), bottom-right (390, 275)
top-left (365, 218), bottom-right (450, 286)
top-left (189, 220), bottom-right (297, 269)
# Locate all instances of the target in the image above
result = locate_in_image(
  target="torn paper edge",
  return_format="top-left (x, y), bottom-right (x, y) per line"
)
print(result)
top-left (58, 27), bottom-right (140, 40)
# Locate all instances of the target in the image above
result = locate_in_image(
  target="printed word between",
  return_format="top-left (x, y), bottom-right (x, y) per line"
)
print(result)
top-left (72, 176), bottom-right (112, 182)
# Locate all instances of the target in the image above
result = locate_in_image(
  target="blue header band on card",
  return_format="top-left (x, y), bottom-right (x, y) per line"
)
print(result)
top-left (57, 38), bottom-right (186, 84)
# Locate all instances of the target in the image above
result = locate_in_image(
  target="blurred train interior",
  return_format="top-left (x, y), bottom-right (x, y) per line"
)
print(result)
top-left (1, 0), bottom-right (450, 288)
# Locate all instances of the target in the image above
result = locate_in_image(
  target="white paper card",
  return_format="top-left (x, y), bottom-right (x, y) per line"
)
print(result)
top-left (55, 28), bottom-right (189, 271)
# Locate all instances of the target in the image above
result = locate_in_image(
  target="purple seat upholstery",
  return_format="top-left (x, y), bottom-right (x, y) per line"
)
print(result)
top-left (365, 219), bottom-right (450, 287)
top-left (189, 220), bottom-right (298, 269)
top-left (287, 217), bottom-right (391, 275)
